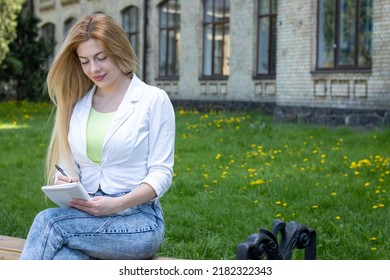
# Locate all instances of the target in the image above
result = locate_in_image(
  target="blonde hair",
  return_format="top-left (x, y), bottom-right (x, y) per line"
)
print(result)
top-left (46, 13), bottom-right (137, 184)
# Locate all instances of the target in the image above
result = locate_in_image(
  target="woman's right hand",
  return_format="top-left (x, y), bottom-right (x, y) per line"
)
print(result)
top-left (55, 175), bottom-right (79, 185)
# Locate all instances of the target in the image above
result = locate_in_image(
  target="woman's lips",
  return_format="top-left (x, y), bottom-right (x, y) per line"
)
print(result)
top-left (93, 74), bottom-right (106, 81)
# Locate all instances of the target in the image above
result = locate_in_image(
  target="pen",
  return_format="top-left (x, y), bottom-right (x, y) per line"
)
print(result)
top-left (55, 164), bottom-right (69, 178)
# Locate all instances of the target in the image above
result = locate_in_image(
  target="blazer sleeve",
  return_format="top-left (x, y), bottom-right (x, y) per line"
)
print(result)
top-left (141, 88), bottom-right (175, 199)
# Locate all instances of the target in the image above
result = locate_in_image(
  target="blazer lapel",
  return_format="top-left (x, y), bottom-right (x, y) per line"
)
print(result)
top-left (102, 75), bottom-right (143, 147)
top-left (76, 86), bottom-right (95, 157)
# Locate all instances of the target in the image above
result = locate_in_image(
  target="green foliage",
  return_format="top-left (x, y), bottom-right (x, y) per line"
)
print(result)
top-left (0, 0), bottom-right (24, 63)
top-left (0, 102), bottom-right (389, 260)
top-left (0, 5), bottom-right (55, 101)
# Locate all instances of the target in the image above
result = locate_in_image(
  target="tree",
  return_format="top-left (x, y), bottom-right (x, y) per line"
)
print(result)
top-left (0, 0), bottom-right (24, 64)
top-left (0, 3), bottom-right (55, 100)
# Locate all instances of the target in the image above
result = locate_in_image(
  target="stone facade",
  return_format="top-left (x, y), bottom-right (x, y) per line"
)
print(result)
top-left (33, 0), bottom-right (390, 127)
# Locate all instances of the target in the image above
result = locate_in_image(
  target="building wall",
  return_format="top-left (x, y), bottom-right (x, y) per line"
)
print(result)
top-left (35, 0), bottom-right (146, 79)
top-left (277, 0), bottom-right (390, 110)
top-left (33, 0), bottom-right (390, 126)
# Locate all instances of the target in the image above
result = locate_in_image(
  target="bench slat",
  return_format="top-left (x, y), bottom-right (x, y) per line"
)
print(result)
top-left (0, 235), bottom-right (25, 260)
top-left (0, 235), bottom-right (178, 260)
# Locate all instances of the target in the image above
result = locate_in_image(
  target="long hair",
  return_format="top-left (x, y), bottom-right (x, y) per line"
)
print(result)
top-left (45, 13), bottom-right (137, 184)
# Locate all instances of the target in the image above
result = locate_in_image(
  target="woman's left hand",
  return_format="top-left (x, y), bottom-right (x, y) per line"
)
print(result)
top-left (68, 183), bottom-right (157, 216)
top-left (67, 196), bottom-right (124, 216)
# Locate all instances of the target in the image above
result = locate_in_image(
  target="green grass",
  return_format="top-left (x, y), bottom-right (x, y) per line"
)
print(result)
top-left (0, 101), bottom-right (389, 260)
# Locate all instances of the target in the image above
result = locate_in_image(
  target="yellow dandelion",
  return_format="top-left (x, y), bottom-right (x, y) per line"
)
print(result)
top-left (371, 247), bottom-right (377, 251)
top-left (311, 205), bottom-right (318, 209)
top-left (275, 213), bottom-right (282, 218)
top-left (335, 216), bottom-right (341, 220)
top-left (331, 192), bottom-right (337, 196)
top-left (364, 182), bottom-right (370, 187)
top-left (276, 201), bottom-right (281, 205)
top-left (249, 179), bottom-right (265, 186)
top-left (370, 237), bottom-right (377, 241)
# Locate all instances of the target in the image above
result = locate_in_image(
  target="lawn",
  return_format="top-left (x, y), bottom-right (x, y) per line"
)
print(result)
top-left (0, 101), bottom-right (389, 260)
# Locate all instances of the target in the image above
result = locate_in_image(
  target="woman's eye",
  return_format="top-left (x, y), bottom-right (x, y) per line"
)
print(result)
top-left (80, 60), bottom-right (88, 65)
top-left (97, 56), bottom-right (106, 61)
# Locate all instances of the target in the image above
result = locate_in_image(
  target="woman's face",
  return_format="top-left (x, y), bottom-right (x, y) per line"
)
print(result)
top-left (76, 38), bottom-right (123, 92)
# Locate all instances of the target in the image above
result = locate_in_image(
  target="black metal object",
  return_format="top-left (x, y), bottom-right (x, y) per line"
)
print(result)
top-left (236, 219), bottom-right (316, 260)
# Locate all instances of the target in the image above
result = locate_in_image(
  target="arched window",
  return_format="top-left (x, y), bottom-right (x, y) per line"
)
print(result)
top-left (63, 17), bottom-right (77, 38)
top-left (41, 22), bottom-right (56, 67)
top-left (41, 22), bottom-right (55, 44)
top-left (122, 6), bottom-right (139, 57)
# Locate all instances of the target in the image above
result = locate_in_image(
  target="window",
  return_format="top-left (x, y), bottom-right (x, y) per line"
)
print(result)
top-left (317, 0), bottom-right (372, 70)
top-left (122, 6), bottom-right (139, 58)
top-left (63, 17), bottom-right (77, 38)
top-left (41, 22), bottom-right (55, 43)
top-left (256, 0), bottom-right (277, 77)
top-left (202, 0), bottom-right (230, 78)
top-left (41, 23), bottom-right (56, 68)
top-left (158, 0), bottom-right (180, 78)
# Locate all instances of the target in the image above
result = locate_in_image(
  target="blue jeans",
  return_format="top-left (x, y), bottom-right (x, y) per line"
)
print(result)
top-left (20, 191), bottom-right (165, 260)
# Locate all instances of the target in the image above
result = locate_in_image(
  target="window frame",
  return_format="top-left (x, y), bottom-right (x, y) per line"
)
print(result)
top-left (316, 0), bottom-right (372, 72)
top-left (63, 17), bottom-right (77, 38)
top-left (40, 22), bottom-right (56, 68)
top-left (121, 6), bottom-right (140, 58)
top-left (255, 0), bottom-right (277, 79)
top-left (158, 0), bottom-right (181, 80)
top-left (201, 0), bottom-right (230, 80)
top-left (41, 22), bottom-right (55, 43)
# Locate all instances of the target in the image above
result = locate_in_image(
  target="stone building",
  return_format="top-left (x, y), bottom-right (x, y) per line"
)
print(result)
top-left (33, 0), bottom-right (390, 127)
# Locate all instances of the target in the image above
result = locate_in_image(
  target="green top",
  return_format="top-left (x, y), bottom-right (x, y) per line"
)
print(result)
top-left (86, 107), bottom-right (116, 164)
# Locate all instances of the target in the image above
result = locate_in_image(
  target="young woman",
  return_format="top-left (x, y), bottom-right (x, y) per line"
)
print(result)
top-left (20, 13), bottom-right (175, 260)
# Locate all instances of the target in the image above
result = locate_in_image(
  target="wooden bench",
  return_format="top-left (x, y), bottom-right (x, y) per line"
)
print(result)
top-left (0, 235), bottom-right (176, 260)
top-left (0, 235), bottom-right (25, 260)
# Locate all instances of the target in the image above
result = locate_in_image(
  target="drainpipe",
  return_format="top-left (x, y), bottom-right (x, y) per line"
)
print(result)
top-left (143, 0), bottom-right (149, 83)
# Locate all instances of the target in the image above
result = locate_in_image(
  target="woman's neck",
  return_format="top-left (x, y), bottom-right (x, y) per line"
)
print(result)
top-left (93, 75), bottom-right (132, 113)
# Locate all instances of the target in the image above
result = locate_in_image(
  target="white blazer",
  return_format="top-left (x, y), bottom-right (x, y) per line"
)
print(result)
top-left (66, 74), bottom-right (175, 199)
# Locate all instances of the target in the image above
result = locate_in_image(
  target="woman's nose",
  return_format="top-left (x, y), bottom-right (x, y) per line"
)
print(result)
top-left (90, 60), bottom-right (100, 72)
